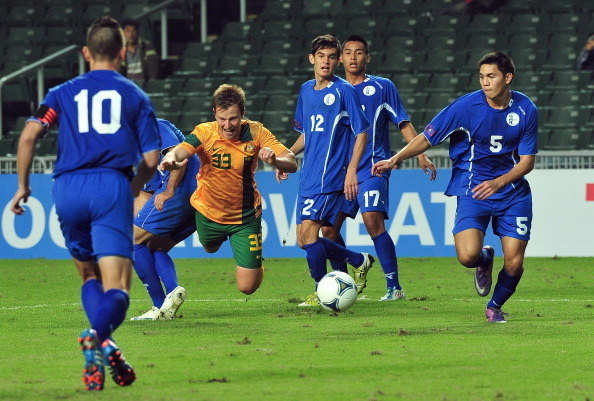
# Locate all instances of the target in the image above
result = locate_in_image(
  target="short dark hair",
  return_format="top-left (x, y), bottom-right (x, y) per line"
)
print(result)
top-left (86, 16), bottom-right (125, 60)
top-left (121, 19), bottom-right (140, 29)
top-left (310, 35), bottom-right (341, 55)
top-left (212, 84), bottom-right (245, 114)
top-left (342, 35), bottom-right (369, 54)
top-left (478, 51), bottom-right (515, 77)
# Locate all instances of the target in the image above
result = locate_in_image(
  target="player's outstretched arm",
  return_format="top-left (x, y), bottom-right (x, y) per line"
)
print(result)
top-left (11, 121), bottom-right (45, 215)
top-left (472, 155), bottom-right (535, 200)
top-left (132, 150), bottom-right (160, 197)
top-left (345, 132), bottom-right (367, 201)
top-left (154, 163), bottom-right (186, 211)
top-left (400, 122), bottom-right (437, 180)
top-left (160, 145), bottom-right (190, 171)
top-left (372, 133), bottom-right (431, 177)
top-left (260, 148), bottom-right (297, 173)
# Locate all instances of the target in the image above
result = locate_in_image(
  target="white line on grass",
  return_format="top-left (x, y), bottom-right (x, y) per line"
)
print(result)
top-left (0, 298), bottom-right (592, 311)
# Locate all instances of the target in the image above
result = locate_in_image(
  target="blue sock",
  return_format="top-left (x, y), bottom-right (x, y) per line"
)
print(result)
top-left (328, 234), bottom-right (348, 273)
top-left (303, 240), bottom-right (328, 284)
top-left (154, 250), bottom-right (179, 294)
top-left (133, 244), bottom-right (166, 307)
top-left (318, 237), bottom-right (364, 267)
top-left (93, 289), bottom-right (130, 342)
top-left (372, 231), bottom-right (401, 290)
top-left (487, 268), bottom-right (523, 308)
top-left (81, 278), bottom-right (104, 325)
top-left (471, 248), bottom-right (491, 268)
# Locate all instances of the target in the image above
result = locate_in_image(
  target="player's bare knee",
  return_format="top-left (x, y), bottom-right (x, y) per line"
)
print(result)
top-left (457, 253), bottom-right (480, 268)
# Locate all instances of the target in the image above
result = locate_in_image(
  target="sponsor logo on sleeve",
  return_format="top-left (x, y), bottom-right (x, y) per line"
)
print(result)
top-left (425, 124), bottom-right (436, 137)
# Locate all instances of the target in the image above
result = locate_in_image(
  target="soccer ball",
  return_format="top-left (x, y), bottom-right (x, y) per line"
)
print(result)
top-left (317, 271), bottom-right (358, 312)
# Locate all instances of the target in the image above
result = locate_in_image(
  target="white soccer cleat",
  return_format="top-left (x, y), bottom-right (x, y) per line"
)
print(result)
top-left (379, 287), bottom-right (406, 301)
top-left (158, 286), bottom-right (187, 320)
top-left (353, 253), bottom-right (375, 294)
top-left (130, 306), bottom-right (160, 321)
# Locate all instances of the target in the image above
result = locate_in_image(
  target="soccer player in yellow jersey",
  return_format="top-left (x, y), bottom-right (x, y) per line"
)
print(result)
top-left (160, 84), bottom-right (297, 294)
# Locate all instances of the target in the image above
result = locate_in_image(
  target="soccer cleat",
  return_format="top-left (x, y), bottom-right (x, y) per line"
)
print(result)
top-left (353, 253), bottom-right (375, 294)
top-left (78, 329), bottom-right (104, 391)
top-left (474, 245), bottom-right (494, 297)
top-left (101, 339), bottom-right (136, 386)
top-left (485, 306), bottom-right (508, 323)
top-left (298, 292), bottom-right (320, 307)
top-left (130, 306), bottom-right (160, 321)
top-left (158, 286), bottom-right (187, 320)
top-left (379, 287), bottom-right (406, 301)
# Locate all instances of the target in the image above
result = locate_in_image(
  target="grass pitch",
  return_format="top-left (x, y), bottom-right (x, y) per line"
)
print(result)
top-left (0, 257), bottom-right (592, 401)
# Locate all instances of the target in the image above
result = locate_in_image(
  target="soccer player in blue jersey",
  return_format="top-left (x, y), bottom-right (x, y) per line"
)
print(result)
top-left (10, 17), bottom-right (160, 389)
top-left (131, 119), bottom-right (200, 321)
top-left (373, 52), bottom-right (537, 323)
top-left (318, 35), bottom-right (437, 301)
top-left (287, 35), bottom-right (375, 307)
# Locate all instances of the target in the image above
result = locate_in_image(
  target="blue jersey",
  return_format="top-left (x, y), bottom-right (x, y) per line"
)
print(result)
top-left (32, 70), bottom-right (160, 178)
top-left (294, 75), bottom-right (370, 196)
top-left (353, 75), bottom-right (410, 181)
top-left (423, 90), bottom-right (538, 199)
top-left (144, 119), bottom-right (199, 191)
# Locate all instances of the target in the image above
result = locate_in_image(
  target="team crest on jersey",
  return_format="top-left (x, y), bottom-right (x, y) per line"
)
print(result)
top-left (324, 94), bottom-right (335, 105)
top-left (363, 85), bottom-right (376, 96)
top-left (245, 144), bottom-right (255, 153)
top-left (506, 112), bottom-right (520, 126)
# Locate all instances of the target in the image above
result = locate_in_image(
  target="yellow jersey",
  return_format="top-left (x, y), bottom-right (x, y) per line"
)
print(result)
top-left (178, 120), bottom-right (289, 224)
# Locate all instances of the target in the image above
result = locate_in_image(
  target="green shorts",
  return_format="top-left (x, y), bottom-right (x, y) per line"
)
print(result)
top-left (195, 211), bottom-right (262, 268)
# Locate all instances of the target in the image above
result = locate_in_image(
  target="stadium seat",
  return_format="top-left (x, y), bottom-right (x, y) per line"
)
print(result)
top-left (0, 138), bottom-right (16, 156)
top-left (260, 112), bottom-right (292, 133)
top-left (266, 95), bottom-right (296, 113)
top-left (83, 4), bottom-right (123, 25)
top-left (379, 52), bottom-right (425, 73)
top-left (259, 1), bottom-right (293, 20)
top-left (427, 15), bottom-right (467, 35)
top-left (121, 3), bottom-right (154, 19)
top-left (548, 70), bottom-right (592, 90)
top-left (151, 97), bottom-right (185, 115)
top-left (390, 72), bottom-right (430, 94)
top-left (45, 3), bottom-right (84, 27)
top-left (543, 107), bottom-right (588, 129)
top-left (425, 93), bottom-right (456, 109)
top-left (36, 137), bottom-right (56, 156)
top-left (547, 91), bottom-right (582, 108)
top-left (401, 93), bottom-right (427, 110)
top-left (144, 78), bottom-right (186, 97)
top-left (301, 0), bottom-right (333, 17)
top-left (7, 5), bottom-right (47, 27)
top-left (265, 76), bottom-right (299, 95)
top-left (220, 22), bottom-right (249, 41)
top-left (512, 72), bottom-right (542, 93)
top-left (185, 77), bottom-right (223, 97)
top-left (227, 76), bottom-right (267, 96)
top-left (382, 34), bottom-right (419, 55)
top-left (211, 54), bottom-right (255, 76)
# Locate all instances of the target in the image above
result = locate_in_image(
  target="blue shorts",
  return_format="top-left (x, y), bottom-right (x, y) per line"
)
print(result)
top-left (296, 191), bottom-right (345, 226)
top-left (341, 176), bottom-right (389, 219)
top-left (134, 185), bottom-right (197, 243)
top-left (453, 188), bottom-right (533, 241)
top-left (53, 170), bottom-right (134, 261)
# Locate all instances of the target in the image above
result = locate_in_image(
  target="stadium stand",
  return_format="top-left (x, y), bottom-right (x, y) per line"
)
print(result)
top-left (1, 0), bottom-right (593, 165)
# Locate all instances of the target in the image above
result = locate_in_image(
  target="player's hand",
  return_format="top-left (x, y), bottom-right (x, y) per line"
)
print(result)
top-left (10, 187), bottom-right (31, 215)
top-left (259, 147), bottom-right (277, 166)
top-left (159, 156), bottom-right (188, 171)
top-left (471, 179), bottom-right (503, 200)
top-left (344, 168), bottom-right (358, 201)
top-left (154, 191), bottom-right (173, 211)
top-left (371, 158), bottom-right (399, 176)
top-left (418, 154), bottom-right (437, 181)
top-left (275, 169), bottom-right (289, 183)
